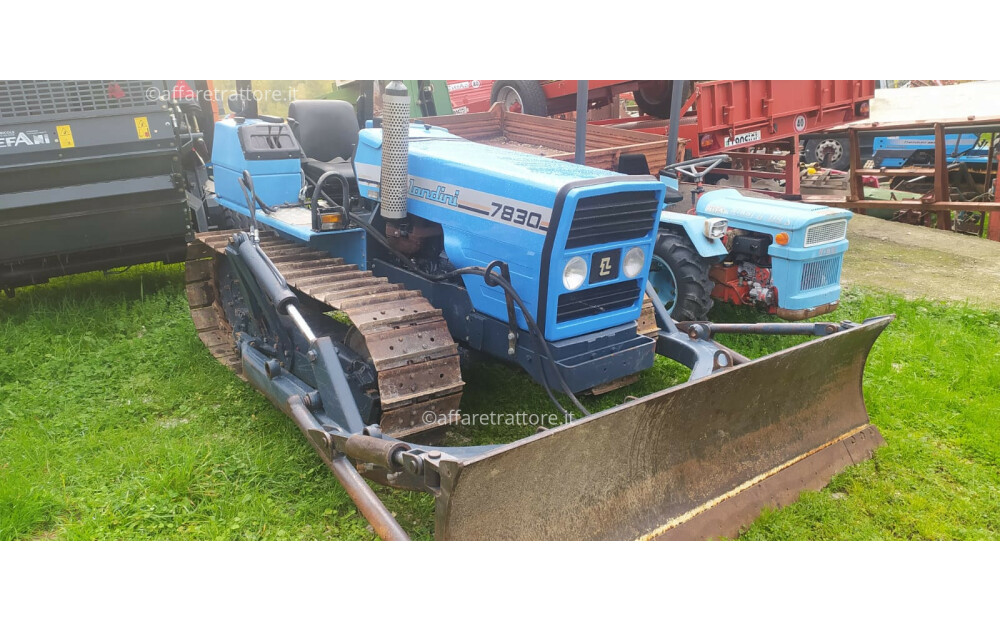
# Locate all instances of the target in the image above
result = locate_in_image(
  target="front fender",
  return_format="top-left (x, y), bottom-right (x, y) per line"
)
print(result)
top-left (659, 211), bottom-right (729, 259)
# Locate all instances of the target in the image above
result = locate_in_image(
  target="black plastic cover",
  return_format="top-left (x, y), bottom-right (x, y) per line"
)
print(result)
top-left (238, 123), bottom-right (303, 160)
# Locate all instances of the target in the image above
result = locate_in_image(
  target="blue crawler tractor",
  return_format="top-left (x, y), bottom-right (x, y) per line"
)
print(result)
top-left (185, 82), bottom-right (892, 540)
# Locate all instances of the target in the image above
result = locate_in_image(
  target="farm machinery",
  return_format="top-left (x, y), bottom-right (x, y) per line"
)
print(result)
top-left (183, 82), bottom-right (892, 540)
top-left (0, 80), bottom-right (215, 293)
top-left (651, 157), bottom-right (854, 321)
top-left (429, 80), bottom-right (867, 322)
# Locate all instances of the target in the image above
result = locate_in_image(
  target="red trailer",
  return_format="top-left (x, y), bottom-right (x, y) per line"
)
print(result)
top-left (447, 80), bottom-right (649, 117)
top-left (447, 80), bottom-right (875, 197)
top-left (592, 80), bottom-right (876, 197)
top-left (446, 80), bottom-right (495, 114)
top-left (592, 80), bottom-right (874, 157)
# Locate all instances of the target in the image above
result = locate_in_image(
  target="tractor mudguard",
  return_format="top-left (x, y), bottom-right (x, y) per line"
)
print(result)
top-left (658, 211), bottom-right (729, 259)
top-left (432, 315), bottom-right (891, 540)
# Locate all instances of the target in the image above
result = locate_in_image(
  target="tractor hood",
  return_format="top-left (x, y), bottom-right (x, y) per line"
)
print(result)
top-left (356, 123), bottom-right (617, 203)
top-left (696, 188), bottom-right (851, 231)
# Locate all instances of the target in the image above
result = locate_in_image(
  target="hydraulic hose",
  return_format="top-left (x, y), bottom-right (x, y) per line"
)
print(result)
top-left (424, 264), bottom-right (591, 421)
top-left (238, 172), bottom-right (278, 215)
top-left (334, 192), bottom-right (592, 420)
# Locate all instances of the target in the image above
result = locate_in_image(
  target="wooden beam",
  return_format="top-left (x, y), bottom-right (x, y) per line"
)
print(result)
top-left (848, 127), bottom-right (863, 201)
top-left (933, 123), bottom-right (950, 203)
top-left (851, 167), bottom-right (938, 177)
top-left (788, 135), bottom-right (801, 196)
top-left (833, 115), bottom-right (1000, 133)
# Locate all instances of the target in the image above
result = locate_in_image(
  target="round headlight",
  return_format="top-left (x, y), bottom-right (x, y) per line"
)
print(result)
top-left (623, 246), bottom-right (645, 278)
top-left (562, 256), bottom-right (587, 290)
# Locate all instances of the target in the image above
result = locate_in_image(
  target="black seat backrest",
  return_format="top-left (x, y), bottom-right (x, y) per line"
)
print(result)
top-left (288, 100), bottom-right (360, 162)
top-left (616, 153), bottom-right (651, 176)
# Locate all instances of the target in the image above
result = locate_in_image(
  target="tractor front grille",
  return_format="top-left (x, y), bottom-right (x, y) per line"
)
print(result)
top-left (0, 80), bottom-right (158, 119)
top-left (800, 257), bottom-right (842, 291)
top-left (565, 191), bottom-right (659, 249)
top-left (804, 219), bottom-right (848, 247)
top-left (557, 279), bottom-right (641, 323)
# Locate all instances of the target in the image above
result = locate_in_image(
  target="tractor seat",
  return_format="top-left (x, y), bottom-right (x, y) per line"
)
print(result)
top-left (301, 158), bottom-right (355, 185)
top-left (287, 100), bottom-right (360, 193)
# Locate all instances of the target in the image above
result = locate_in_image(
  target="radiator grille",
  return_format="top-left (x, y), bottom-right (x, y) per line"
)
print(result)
top-left (804, 219), bottom-right (848, 247)
top-left (0, 81), bottom-right (158, 119)
top-left (800, 257), bottom-right (842, 291)
top-left (565, 191), bottom-right (659, 249)
top-left (557, 279), bottom-right (640, 323)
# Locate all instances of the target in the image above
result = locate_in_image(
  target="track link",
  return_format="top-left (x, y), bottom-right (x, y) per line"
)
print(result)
top-left (185, 230), bottom-right (463, 438)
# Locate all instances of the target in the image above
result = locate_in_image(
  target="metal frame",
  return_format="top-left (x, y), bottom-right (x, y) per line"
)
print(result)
top-left (598, 80), bottom-right (876, 198)
top-left (829, 117), bottom-right (1000, 238)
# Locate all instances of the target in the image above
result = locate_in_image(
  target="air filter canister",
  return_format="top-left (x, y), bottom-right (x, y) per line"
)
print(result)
top-left (380, 80), bottom-right (410, 221)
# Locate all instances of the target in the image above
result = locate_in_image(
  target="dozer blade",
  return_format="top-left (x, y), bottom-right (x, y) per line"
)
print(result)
top-left (433, 316), bottom-right (891, 540)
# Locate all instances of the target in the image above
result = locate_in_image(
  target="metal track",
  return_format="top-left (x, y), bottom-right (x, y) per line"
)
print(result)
top-left (185, 230), bottom-right (463, 438)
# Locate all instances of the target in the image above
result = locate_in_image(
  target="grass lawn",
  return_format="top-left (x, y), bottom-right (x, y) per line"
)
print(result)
top-left (1, 263), bottom-right (998, 540)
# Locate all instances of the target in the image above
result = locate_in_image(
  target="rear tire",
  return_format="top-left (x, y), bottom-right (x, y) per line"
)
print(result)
top-left (650, 229), bottom-right (715, 321)
top-left (632, 81), bottom-right (691, 119)
top-left (802, 137), bottom-right (850, 171)
top-left (490, 81), bottom-right (548, 116)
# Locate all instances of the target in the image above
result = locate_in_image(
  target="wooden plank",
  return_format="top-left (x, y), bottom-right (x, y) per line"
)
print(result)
top-left (422, 103), bottom-right (674, 173)
top-left (851, 167), bottom-right (937, 177)
top-left (504, 121), bottom-right (643, 150)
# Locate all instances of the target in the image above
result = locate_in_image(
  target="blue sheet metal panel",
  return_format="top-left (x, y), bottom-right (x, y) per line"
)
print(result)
top-left (357, 124), bottom-right (613, 200)
top-left (306, 229), bottom-right (366, 269)
top-left (771, 251), bottom-right (846, 310)
top-left (543, 180), bottom-right (666, 341)
top-left (872, 133), bottom-right (989, 166)
top-left (695, 188), bottom-right (852, 232)
top-left (355, 125), bottom-right (664, 339)
top-left (212, 119), bottom-right (304, 210)
top-left (215, 196), bottom-right (366, 268)
top-left (356, 125), bottom-right (665, 341)
top-left (695, 188), bottom-right (853, 252)
top-left (695, 188), bottom-right (852, 311)
top-left (658, 211), bottom-right (729, 259)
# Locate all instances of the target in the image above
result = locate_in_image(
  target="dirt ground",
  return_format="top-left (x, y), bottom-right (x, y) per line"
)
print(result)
top-left (844, 215), bottom-right (1000, 308)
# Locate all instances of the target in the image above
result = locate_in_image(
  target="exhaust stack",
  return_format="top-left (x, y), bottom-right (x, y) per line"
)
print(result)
top-left (380, 81), bottom-right (410, 221)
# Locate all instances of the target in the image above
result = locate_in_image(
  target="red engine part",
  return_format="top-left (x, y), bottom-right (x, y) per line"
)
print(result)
top-left (708, 261), bottom-right (778, 313)
top-left (709, 262), bottom-right (748, 305)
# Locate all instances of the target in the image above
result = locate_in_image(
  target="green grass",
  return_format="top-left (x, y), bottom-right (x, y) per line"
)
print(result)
top-left (1, 265), bottom-right (998, 540)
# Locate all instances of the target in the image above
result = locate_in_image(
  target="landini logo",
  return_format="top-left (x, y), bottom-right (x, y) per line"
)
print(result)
top-left (408, 179), bottom-right (460, 207)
